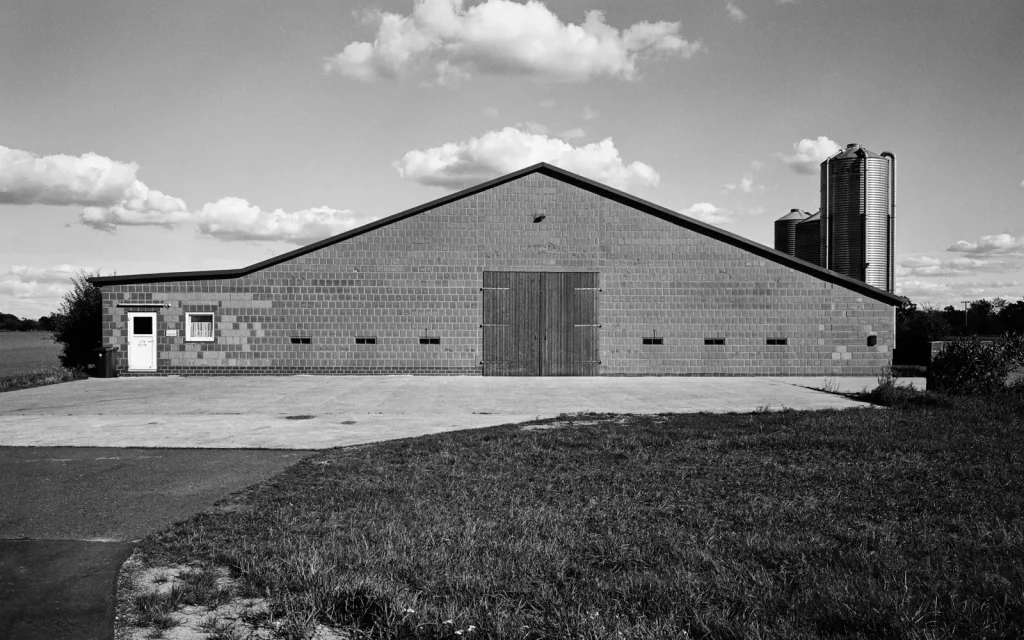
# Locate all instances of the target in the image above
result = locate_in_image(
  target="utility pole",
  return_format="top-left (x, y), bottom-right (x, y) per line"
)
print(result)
top-left (960, 300), bottom-right (971, 332)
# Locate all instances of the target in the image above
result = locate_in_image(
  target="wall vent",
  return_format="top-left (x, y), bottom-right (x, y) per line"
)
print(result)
top-left (642, 337), bottom-right (663, 345)
top-left (355, 337), bottom-right (377, 345)
top-left (420, 337), bottom-right (441, 345)
top-left (704, 338), bottom-right (725, 345)
top-left (766, 338), bottom-right (788, 346)
top-left (290, 337), bottom-right (311, 345)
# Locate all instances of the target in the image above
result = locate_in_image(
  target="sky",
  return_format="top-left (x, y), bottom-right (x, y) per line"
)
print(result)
top-left (1, 0), bottom-right (1022, 318)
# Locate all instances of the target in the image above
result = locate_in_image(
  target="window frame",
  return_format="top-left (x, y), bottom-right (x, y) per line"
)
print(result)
top-left (185, 312), bottom-right (216, 343)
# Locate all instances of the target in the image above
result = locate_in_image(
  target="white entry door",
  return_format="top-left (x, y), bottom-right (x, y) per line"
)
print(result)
top-left (127, 312), bottom-right (157, 371)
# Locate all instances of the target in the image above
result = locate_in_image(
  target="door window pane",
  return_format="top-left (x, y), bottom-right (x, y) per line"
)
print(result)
top-left (133, 316), bottom-right (154, 335)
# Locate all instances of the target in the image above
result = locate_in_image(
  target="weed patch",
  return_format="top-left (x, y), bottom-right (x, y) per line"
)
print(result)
top-left (0, 365), bottom-right (86, 393)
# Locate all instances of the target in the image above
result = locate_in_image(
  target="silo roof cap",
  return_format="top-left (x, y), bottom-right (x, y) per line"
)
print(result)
top-left (828, 143), bottom-right (883, 160)
top-left (776, 208), bottom-right (811, 221)
top-left (798, 211), bottom-right (821, 223)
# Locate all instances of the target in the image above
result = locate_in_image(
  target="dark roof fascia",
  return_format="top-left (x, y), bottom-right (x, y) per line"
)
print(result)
top-left (87, 163), bottom-right (546, 287)
top-left (534, 165), bottom-right (906, 306)
top-left (88, 163), bottom-right (906, 306)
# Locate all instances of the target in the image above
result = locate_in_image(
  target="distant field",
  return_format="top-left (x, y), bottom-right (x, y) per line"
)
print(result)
top-left (0, 332), bottom-right (61, 375)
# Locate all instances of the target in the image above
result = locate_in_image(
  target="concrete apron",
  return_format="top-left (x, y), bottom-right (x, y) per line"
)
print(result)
top-left (0, 376), bottom-right (917, 450)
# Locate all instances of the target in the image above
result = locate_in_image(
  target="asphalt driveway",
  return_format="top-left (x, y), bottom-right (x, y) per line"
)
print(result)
top-left (0, 447), bottom-right (311, 640)
top-left (0, 375), bottom-right (907, 449)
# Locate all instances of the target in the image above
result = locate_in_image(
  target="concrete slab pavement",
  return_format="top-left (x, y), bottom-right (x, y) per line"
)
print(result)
top-left (0, 375), bottom-right (921, 449)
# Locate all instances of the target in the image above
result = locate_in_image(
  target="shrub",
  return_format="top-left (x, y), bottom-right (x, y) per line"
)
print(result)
top-left (928, 333), bottom-right (1024, 395)
top-left (50, 271), bottom-right (102, 371)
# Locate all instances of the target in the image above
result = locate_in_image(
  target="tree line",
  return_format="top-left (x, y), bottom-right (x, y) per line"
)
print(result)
top-left (0, 312), bottom-right (56, 332)
top-left (896, 298), bottom-right (1024, 366)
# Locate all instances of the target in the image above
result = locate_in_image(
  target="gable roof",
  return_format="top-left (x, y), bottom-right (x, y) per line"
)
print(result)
top-left (89, 162), bottom-right (906, 306)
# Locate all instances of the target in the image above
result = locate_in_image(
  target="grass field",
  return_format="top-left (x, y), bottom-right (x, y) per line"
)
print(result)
top-left (0, 331), bottom-right (61, 375)
top-left (135, 389), bottom-right (1024, 639)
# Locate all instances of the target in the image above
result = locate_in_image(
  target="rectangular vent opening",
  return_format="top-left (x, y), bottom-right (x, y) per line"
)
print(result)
top-left (420, 337), bottom-right (441, 345)
top-left (767, 338), bottom-right (788, 346)
top-left (642, 337), bottom-right (663, 345)
top-left (704, 338), bottom-right (725, 345)
top-left (290, 337), bottom-right (312, 345)
top-left (355, 337), bottom-right (377, 345)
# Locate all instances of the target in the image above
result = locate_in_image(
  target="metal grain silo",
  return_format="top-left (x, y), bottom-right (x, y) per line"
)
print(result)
top-left (774, 208), bottom-right (810, 257)
top-left (795, 211), bottom-right (821, 265)
top-left (820, 143), bottom-right (895, 292)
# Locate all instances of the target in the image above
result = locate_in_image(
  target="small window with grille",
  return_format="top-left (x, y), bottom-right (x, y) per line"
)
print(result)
top-left (290, 337), bottom-right (312, 345)
top-left (419, 337), bottom-right (441, 345)
top-left (767, 338), bottom-right (788, 346)
top-left (704, 338), bottom-right (725, 345)
top-left (185, 313), bottom-right (214, 342)
top-left (355, 337), bottom-right (377, 345)
top-left (642, 337), bottom-right (663, 345)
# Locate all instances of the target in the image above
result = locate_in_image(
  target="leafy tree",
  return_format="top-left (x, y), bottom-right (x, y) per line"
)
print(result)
top-left (895, 302), bottom-right (953, 366)
top-left (50, 271), bottom-right (102, 370)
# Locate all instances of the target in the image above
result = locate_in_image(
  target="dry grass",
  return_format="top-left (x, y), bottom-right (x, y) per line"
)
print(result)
top-left (0, 365), bottom-right (86, 393)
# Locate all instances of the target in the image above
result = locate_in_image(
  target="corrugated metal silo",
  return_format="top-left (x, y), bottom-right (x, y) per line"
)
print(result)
top-left (795, 211), bottom-right (821, 265)
top-left (774, 208), bottom-right (810, 256)
top-left (820, 143), bottom-right (895, 292)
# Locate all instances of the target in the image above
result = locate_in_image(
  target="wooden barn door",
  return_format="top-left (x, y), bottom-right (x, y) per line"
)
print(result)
top-left (482, 271), bottom-right (598, 376)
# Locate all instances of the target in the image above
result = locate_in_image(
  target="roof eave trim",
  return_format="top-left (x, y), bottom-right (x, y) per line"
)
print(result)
top-left (87, 162), bottom-right (906, 306)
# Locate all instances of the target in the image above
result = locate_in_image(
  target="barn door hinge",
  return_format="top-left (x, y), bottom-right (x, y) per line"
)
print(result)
top-left (480, 361), bottom-right (509, 364)
top-left (576, 360), bottom-right (602, 364)
top-left (480, 324), bottom-right (509, 327)
top-left (480, 287), bottom-right (510, 291)
top-left (573, 324), bottom-right (601, 327)
top-left (573, 288), bottom-right (602, 291)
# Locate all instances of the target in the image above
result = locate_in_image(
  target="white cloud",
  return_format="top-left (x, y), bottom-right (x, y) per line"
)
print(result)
top-left (0, 263), bottom-right (91, 305)
top-left (483, 106), bottom-right (500, 118)
top-left (726, 2), bottom-right (746, 22)
top-left (896, 278), bottom-right (1023, 304)
top-left (559, 128), bottom-right (586, 140)
top-left (539, 98), bottom-right (556, 108)
top-left (723, 174), bottom-right (762, 193)
top-left (394, 126), bottom-right (660, 191)
top-left (779, 136), bottom-right (841, 174)
top-left (80, 181), bottom-right (190, 231)
top-left (0, 280), bottom-right (67, 299)
top-left (325, 0), bottom-right (703, 84)
top-left (8, 265), bottom-right (91, 284)
top-left (0, 144), bottom-right (190, 231)
top-left (196, 198), bottom-right (378, 244)
top-left (0, 144), bottom-right (136, 207)
top-left (681, 202), bottom-right (734, 226)
top-left (1019, 179), bottom-right (1023, 188)
top-left (947, 233), bottom-right (1024, 256)
top-left (896, 255), bottom-right (1014, 278)
top-left (516, 121), bottom-right (549, 135)
top-left (582, 106), bottom-right (599, 120)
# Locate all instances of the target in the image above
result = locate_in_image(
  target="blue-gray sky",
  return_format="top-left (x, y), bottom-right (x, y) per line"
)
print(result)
top-left (2, 0), bottom-right (1022, 317)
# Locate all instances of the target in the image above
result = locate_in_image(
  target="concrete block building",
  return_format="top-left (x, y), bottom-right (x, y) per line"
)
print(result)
top-left (90, 163), bottom-right (904, 377)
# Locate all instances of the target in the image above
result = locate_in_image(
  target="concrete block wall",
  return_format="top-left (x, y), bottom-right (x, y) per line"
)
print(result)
top-left (100, 172), bottom-right (895, 376)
